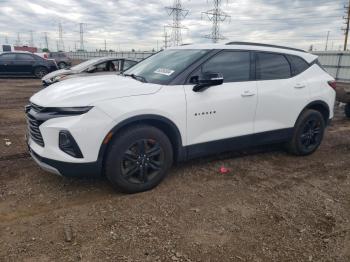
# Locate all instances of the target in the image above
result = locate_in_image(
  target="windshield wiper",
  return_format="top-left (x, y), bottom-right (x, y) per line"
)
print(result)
top-left (123, 73), bottom-right (147, 83)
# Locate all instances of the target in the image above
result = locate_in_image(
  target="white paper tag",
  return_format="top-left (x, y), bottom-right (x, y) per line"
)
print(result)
top-left (154, 68), bottom-right (175, 76)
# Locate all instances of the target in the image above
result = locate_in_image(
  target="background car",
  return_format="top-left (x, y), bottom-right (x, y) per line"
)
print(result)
top-left (335, 82), bottom-right (350, 118)
top-left (41, 57), bottom-right (137, 86)
top-left (0, 51), bottom-right (58, 78)
top-left (48, 52), bottom-right (72, 69)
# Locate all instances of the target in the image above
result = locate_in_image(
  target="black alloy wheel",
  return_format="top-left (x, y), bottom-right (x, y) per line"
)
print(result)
top-left (121, 139), bottom-right (164, 184)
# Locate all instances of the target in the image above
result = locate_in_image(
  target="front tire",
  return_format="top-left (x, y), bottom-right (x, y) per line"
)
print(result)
top-left (105, 125), bottom-right (173, 193)
top-left (286, 109), bottom-right (325, 156)
top-left (34, 67), bottom-right (49, 78)
top-left (345, 103), bottom-right (350, 118)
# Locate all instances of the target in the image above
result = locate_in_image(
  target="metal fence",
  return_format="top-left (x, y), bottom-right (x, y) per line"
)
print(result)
top-left (66, 51), bottom-right (155, 62)
top-left (313, 51), bottom-right (350, 83)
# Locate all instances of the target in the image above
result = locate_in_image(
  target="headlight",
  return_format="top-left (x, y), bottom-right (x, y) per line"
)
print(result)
top-left (53, 75), bottom-right (67, 82)
top-left (46, 106), bottom-right (93, 115)
top-left (29, 106), bottom-right (94, 121)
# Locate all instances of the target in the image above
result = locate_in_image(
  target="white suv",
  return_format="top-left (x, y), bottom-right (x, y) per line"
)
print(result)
top-left (26, 42), bottom-right (336, 193)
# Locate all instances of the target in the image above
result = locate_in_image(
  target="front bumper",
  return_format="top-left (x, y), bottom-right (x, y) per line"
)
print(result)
top-left (29, 147), bottom-right (100, 177)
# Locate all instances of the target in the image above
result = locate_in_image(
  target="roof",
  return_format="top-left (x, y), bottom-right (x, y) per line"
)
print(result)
top-left (169, 42), bottom-right (317, 63)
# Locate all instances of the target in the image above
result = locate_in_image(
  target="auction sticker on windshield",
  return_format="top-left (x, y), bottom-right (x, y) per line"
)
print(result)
top-left (154, 68), bottom-right (175, 76)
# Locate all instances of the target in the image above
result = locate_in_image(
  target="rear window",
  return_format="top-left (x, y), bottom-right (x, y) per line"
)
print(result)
top-left (256, 52), bottom-right (291, 80)
top-left (288, 55), bottom-right (310, 75)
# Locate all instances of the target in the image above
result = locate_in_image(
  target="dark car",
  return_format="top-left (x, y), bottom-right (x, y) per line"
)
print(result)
top-left (48, 52), bottom-right (72, 69)
top-left (42, 57), bottom-right (137, 86)
top-left (0, 52), bottom-right (58, 78)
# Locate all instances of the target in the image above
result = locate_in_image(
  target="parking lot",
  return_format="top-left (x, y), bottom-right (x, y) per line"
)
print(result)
top-left (0, 79), bottom-right (350, 261)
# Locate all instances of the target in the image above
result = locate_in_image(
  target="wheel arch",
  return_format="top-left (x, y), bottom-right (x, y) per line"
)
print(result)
top-left (97, 114), bottom-right (186, 173)
top-left (297, 100), bottom-right (330, 126)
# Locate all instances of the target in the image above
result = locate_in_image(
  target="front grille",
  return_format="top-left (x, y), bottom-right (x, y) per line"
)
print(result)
top-left (26, 104), bottom-right (45, 147)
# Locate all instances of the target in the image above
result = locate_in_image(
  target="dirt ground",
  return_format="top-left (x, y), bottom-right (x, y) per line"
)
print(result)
top-left (0, 78), bottom-right (349, 262)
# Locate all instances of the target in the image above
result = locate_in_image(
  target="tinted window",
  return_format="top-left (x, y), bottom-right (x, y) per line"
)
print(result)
top-left (0, 53), bottom-right (16, 60)
top-left (288, 55), bottom-right (309, 75)
top-left (256, 53), bottom-right (291, 80)
top-left (202, 51), bottom-right (251, 82)
top-left (16, 54), bottom-right (35, 61)
top-left (2, 45), bottom-right (12, 52)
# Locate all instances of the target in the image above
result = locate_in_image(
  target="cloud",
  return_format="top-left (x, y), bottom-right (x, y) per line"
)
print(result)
top-left (0, 0), bottom-right (346, 51)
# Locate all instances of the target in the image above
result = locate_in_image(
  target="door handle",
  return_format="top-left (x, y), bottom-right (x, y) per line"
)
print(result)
top-left (294, 83), bottom-right (306, 89)
top-left (241, 90), bottom-right (255, 97)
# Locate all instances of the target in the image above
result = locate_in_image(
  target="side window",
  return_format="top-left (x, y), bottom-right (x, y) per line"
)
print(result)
top-left (201, 51), bottom-right (251, 82)
top-left (256, 53), bottom-right (291, 80)
top-left (16, 54), bottom-right (35, 61)
top-left (288, 55), bottom-right (309, 75)
top-left (123, 60), bottom-right (137, 71)
top-left (94, 62), bottom-right (108, 72)
top-left (0, 53), bottom-right (16, 61)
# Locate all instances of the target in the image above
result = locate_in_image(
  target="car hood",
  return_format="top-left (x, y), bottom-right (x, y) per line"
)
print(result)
top-left (42, 69), bottom-right (73, 81)
top-left (31, 75), bottom-right (162, 107)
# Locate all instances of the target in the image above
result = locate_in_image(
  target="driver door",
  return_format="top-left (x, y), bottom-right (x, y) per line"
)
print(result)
top-left (184, 51), bottom-right (258, 154)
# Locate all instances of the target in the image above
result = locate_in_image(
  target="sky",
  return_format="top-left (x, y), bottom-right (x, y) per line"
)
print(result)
top-left (0, 0), bottom-right (347, 52)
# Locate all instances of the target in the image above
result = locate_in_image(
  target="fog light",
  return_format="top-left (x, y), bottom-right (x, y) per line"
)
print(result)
top-left (59, 131), bottom-right (83, 158)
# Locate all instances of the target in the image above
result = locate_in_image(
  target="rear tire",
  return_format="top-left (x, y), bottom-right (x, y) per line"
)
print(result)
top-left (345, 103), bottom-right (350, 118)
top-left (286, 109), bottom-right (325, 156)
top-left (105, 125), bottom-right (173, 193)
top-left (58, 62), bottom-right (67, 69)
top-left (34, 67), bottom-right (49, 78)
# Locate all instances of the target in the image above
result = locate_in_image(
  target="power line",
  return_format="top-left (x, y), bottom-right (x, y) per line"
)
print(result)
top-left (202, 0), bottom-right (231, 43)
top-left (165, 0), bottom-right (189, 46)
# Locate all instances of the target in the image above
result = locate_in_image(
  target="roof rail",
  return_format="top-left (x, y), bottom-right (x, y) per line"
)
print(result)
top-left (226, 41), bottom-right (306, 53)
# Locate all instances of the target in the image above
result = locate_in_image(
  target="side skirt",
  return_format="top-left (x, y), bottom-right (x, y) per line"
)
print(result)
top-left (184, 128), bottom-right (294, 160)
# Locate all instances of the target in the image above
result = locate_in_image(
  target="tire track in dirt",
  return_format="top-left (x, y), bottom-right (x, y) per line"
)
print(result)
top-left (0, 152), bottom-right (30, 161)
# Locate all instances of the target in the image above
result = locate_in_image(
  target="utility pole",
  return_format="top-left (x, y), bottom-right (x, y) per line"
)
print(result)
top-left (104, 39), bottom-right (107, 51)
top-left (202, 0), bottom-right (230, 43)
top-left (165, 0), bottom-right (189, 46)
top-left (58, 22), bottom-right (65, 51)
top-left (43, 32), bottom-right (49, 50)
top-left (29, 30), bottom-right (34, 47)
top-left (163, 27), bottom-right (170, 49)
top-left (16, 32), bottom-right (21, 46)
top-left (79, 23), bottom-right (85, 51)
top-left (325, 31), bottom-right (330, 51)
top-left (343, 0), bottom-right (350, 51)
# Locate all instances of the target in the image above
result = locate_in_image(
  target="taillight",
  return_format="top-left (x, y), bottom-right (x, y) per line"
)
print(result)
top-left (328, 81), bottom-right (336, 90)
top-left (44, 54), bottom-right (48, 59)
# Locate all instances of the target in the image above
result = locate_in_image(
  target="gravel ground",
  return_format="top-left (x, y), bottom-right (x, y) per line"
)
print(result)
top-left (0, 79), bottom-right (349, 262)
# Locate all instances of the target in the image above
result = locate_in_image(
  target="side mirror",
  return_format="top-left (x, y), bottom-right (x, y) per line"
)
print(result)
top-left (87, 66), bottom-right (96, 73)
top-left (192, 72), bottom-right (224, 92)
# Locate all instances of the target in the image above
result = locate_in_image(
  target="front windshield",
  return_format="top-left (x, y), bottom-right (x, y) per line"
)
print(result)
top-left (71, 57), bottom-right (105, 72)
top-left (124, 49), bottom-right (209, 84)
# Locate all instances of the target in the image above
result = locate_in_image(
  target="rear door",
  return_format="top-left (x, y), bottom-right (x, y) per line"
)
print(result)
top-left (254, 52), bottom-right (309, 133)
top-left (0, 53), bottom-right (17, 74)
top-left (13, 53), bottom-right (36, 74)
